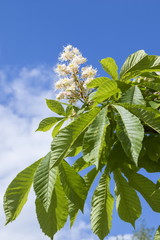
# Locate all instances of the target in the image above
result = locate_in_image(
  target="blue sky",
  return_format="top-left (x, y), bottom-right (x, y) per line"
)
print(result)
top-left (0, 0), bottom-right (160, 239)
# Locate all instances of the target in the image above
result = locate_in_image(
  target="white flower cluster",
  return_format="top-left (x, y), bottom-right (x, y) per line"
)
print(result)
top-left (54, 45), bottom-right (97, 103)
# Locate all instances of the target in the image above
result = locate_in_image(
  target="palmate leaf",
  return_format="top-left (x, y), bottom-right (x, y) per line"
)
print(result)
top-left (36, 176), bottom-right (68, 240)
top-left (52, 118), bottom-right (66, 137)
top-left (113, 105), bottom-right (144, 164)
top-left (72, 156), bottom-right (91, 172)
top-left (46, 99), bottom-right (66, 116)
top-left (154, 226), bottom-right (160, 240)
top-left (59, 160), bottom-right (87, 211)
top-left (90, 80), bottom-right (120, 103)
top-left (84, 167), bottom-right (98, 190)
top-left (120, 86), bottom-right (145, 105)
top-left (83, 107), bottom-right (110, 168)
top-left (141, 81), bottom-right (160, 92)
top-left (100, 57), bottom-right (118, 80)
top-left (139, 135), bottom-right (160, 172)
top-left (114, 169), bottom-right (141, 227)
top-left (149, 101), bottom-right (160, 109)
top-left (138, 154), bottom-right (160, 173)
top-left (66, 131), bottom-right (84, 157)
top-left (4, 159), bottom-right (42, 224)
top-left (69, 167), bottom-right (98, 227)
top-left (50, 107), bottom-right (100, 167)
top-left (120, 103), bottom-right (160, 134)
top-left (36, 117), bottom-right (64, 132)
top-left (120, 50), bottom-right (160, 81)
top-left (33, 152), bottom-right (58, 212)
top-left (87, 77), bottom-right (111, 88)
top-left (68, 201), bottom-right (79, 228)
top-left (120, 50), bottom-right (147, 81)
top-left (145, 135), bottom-right (160, 162)
top-left (124, 170), bottom-right (160, 212)
top-left (107, 141), bottom-right (132, 172)
top-left (91, 169), bottom-right (114, 240)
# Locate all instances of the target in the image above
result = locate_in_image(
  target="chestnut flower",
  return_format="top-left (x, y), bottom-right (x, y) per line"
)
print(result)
top-left (54, 45), bottom-right (97, 104)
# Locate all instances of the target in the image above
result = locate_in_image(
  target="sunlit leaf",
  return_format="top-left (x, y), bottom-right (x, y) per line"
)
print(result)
top-left (124, 170), bottom-right (160, 212)
top-left (83, 107), bottom-right (110, 168)
top-left (91, 80), bottom-right (120, 103)
top-left (52, 119), bottom-right (66, 137)
top-left (36, 176), bottom-right (68, 239)
top-left (72, 157), bottom-right (91, 172)
top-left (34, 152), bottom-right (58, 211)
top-left (100, 57), bottom-right (118, 80)
top-left (51, 107), bottom-right (100, 167)
top-left (59, 160), bottom-right (87, 211)
top-left (154, 226), bottom-right (160, 240)
top-left (120, 103), bottom-right (160, 134)
top-left (46, 99), bottom-right (65, 116)
top-left (120, 51), bottom-right (160, 81)
top-left (91, 169), bottom-right (114, 240)
top-left (36, 117), bottom-right (63, 132)
top-left (113, 105), bottom-right (144, 164)
top-left (87, 77), bottom-right (111, 88)
top-left (120, 86), bottom-right (145, 105)
top-left (69, 167), bottom-right (98, 227)
top-left (4, 159), bottom-right (42, 224)
top-left (120, 50), bottom-right (147, 81)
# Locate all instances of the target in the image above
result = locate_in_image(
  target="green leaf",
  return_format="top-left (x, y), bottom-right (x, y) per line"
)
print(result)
top-left (83, 107), bottom-right (110, 168)
top-left (120, 51), bottom-right (160, 81)
top-left (115, 80), bottom-right (131, 92)
top-left (46, 99), bottom-right (65, 116)
top-left (141, 81), bottom-right (160, 92)
top-left (52, 118), bottom-right (66, 137)
top-left (120, 86), bottom-right (145, 105)
top-left (91, 80), bottom-right (120, 103)
top-left (154, 226), bottom-right (160, 240)
top-left (146, 135), bottom-right (160, 162)
top-left (113, 105), bottom-right (144, 164)
top-left (68, 200), bottom-right (79, 228)
top-left (107, 141), bottom-right (132, 172)
top-left (33, 152), bottom-right (58, 211)
top-left (66, 132), bottom-right (84, 157)
top-left (59, 160), bottom-right (87, 211)
top-left (149, 101), bottom-right (160, 109)
top-left (36, 117), bottom-right (63, 132)
top-left (138, 136), bottom-right (160, 172)
top-left (120, 103), bottom-right (160, 134)
top-left (124, 171), bottom-right (160, 212)
top-left (91, 169), bottom-right (114, 240)
top-left (100, 57), bottom-right (118, 80)
top-left (4, 159), bottom-right (42, 224)
top-left (66, 105), bottom-right (73, 117)
top-left (69, 167), bottom-right (98, 228)
top-left (87, 77), bottom-right (111, 88)
top-left (120, 50), bottom-right (147, 81)
top-left (114, 169), bottom-right (141, 227)
top-left (72, 157), bottom-right (91, 172)
top-left (138, 154), bottom-right (160, 173)
top-left (84, 167), bottom-right (98, 190)
top-left (36, 176), bottom-right (68, 240)
top-left (50, 107), bottom-right (100, 167)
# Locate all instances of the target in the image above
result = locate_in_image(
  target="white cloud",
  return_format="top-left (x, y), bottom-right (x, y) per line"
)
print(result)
top-left (108, 234), bottom-right (132, 240)
top-left (0, 66), bottom-right (55, 239)
top-left (0, 66), bottom-right (133, 240)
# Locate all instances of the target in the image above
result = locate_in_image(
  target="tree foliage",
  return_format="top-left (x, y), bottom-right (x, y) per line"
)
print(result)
top-left (132, 220), bottom-right (154, 240)
top-left (3, 48), bottom-right (160, 239)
